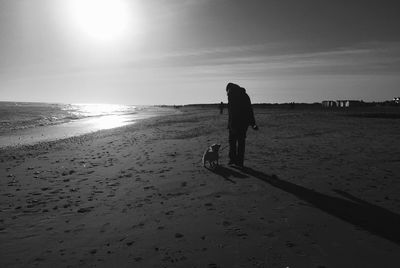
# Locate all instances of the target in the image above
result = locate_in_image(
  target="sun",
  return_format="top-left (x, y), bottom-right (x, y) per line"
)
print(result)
top-left (65, 0), bottom-right (138, 43)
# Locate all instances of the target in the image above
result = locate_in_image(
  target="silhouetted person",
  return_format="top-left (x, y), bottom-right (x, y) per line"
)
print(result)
top-left (226, 82), bottom-right (258, 167)
top-left (219, 101), bottom-right (224, 114)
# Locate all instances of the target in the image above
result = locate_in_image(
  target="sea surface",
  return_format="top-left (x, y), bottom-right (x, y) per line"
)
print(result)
top-left (0, 102), bottom-right (172, 147)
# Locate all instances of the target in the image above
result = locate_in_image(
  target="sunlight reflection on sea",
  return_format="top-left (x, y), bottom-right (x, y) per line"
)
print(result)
top-left (0, 102), bottom-right (175, 147)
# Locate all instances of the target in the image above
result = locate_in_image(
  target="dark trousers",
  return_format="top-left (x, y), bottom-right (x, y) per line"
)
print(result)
top-left (229, 128), bottom-right (247, 165)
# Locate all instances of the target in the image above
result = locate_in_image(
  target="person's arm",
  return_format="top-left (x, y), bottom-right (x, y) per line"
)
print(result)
top-left (246, 95), bottom-right (258, 130)
top-left (250, 109), bottom-right (258, 130)
top-left (227, 98), bottom-right (232, 129)
top-left (249, 104), bottom-right (255, 126)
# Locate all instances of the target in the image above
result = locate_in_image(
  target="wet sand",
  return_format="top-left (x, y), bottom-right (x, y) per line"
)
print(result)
top-left (1, 106), bottom-right (400, 267)
top-left (0, 106), bottom-right (174, 148)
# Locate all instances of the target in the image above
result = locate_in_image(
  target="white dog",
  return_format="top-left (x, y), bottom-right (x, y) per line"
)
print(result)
top-left (202, 143), bottom-right (221, 169)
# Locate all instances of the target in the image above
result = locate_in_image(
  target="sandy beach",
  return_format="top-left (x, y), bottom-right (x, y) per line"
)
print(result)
top-left (1, 106), bottom-right (400, 267)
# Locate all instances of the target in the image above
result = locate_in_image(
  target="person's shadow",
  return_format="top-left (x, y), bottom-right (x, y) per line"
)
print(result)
top-left (238, 167), bottom-right (400, 245)
top-left (208, 165), bottom-right (249, 184)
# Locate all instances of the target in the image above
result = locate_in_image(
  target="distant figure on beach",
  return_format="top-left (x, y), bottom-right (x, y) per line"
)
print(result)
top-left (226, 82), bottom-right (258, 167)
top-left (219, 101), bottom-right (224, 114)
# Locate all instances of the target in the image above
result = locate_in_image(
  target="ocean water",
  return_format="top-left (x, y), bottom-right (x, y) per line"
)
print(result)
top-left (0, 102), bottom-right (138, 133)
top-left (0, 102), bottom-right (170, 147)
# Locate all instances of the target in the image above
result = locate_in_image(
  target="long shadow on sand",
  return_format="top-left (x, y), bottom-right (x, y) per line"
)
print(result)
top-left (209, 165), bottom-right (249, 184)
top-left (239, 167), bottom-right (400, 245)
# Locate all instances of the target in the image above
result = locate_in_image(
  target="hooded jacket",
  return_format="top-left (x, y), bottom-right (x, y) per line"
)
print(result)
top-left (226, 83), bottom-right (256, 130)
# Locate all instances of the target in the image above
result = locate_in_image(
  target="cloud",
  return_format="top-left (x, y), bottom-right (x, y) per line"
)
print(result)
top-left (145, 41), bottom-right (400, 78)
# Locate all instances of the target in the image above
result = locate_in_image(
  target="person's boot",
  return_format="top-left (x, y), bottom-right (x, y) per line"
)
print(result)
top-left (236, 161), bottom-right (244, 168)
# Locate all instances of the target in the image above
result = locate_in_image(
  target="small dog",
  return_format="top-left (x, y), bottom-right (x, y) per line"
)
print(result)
top-left (202, 143), bottom-right (221, 169)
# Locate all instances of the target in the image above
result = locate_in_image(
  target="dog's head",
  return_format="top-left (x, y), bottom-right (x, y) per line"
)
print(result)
top-left (210, 143), bottom-right (221, 152)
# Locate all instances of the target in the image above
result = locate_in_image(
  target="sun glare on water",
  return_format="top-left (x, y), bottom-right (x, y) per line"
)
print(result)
top-left (68, 103), bottom-right (137, 130)
top-left (64, 0), bottom-right (140, 43)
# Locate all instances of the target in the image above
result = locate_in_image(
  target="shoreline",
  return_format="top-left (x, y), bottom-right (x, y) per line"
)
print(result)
top-left (1, 106), bottom-right (399, 267)
top-left (0, 106), bottom-right (177, 149)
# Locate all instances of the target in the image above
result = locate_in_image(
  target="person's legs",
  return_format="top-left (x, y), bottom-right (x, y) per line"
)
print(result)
top-left (236, 129), bottom-right (247, 166)
top-left (228, 130), bottom-right (237, 164)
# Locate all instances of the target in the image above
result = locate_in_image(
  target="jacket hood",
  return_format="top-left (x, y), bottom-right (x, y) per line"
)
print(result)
top-left (226, 83), bottom-right (246, 95)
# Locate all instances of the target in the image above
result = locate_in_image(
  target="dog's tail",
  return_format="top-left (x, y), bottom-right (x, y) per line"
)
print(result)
top-left (201, 148), bottom-right (208, 166)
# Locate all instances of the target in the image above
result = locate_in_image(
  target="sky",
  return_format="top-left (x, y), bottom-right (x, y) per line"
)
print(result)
top-left (0, 0), bottom-right (399, 105)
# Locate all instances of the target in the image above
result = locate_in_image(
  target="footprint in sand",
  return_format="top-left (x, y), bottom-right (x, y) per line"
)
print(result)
top-left (222, 220), bottom-right (232, 227)
top-left (126, 240), bottom-right (135, 246)
top-left (77, 206), bottom-right (93, 213)
top-left (265, 232), bottom-right (275, 238)
top-left (165, 210), bottom-right (174, 216)
top-left (175, 233), bottom-right (184, 238)
top-left (286, 241), bottom-right (295, 248)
